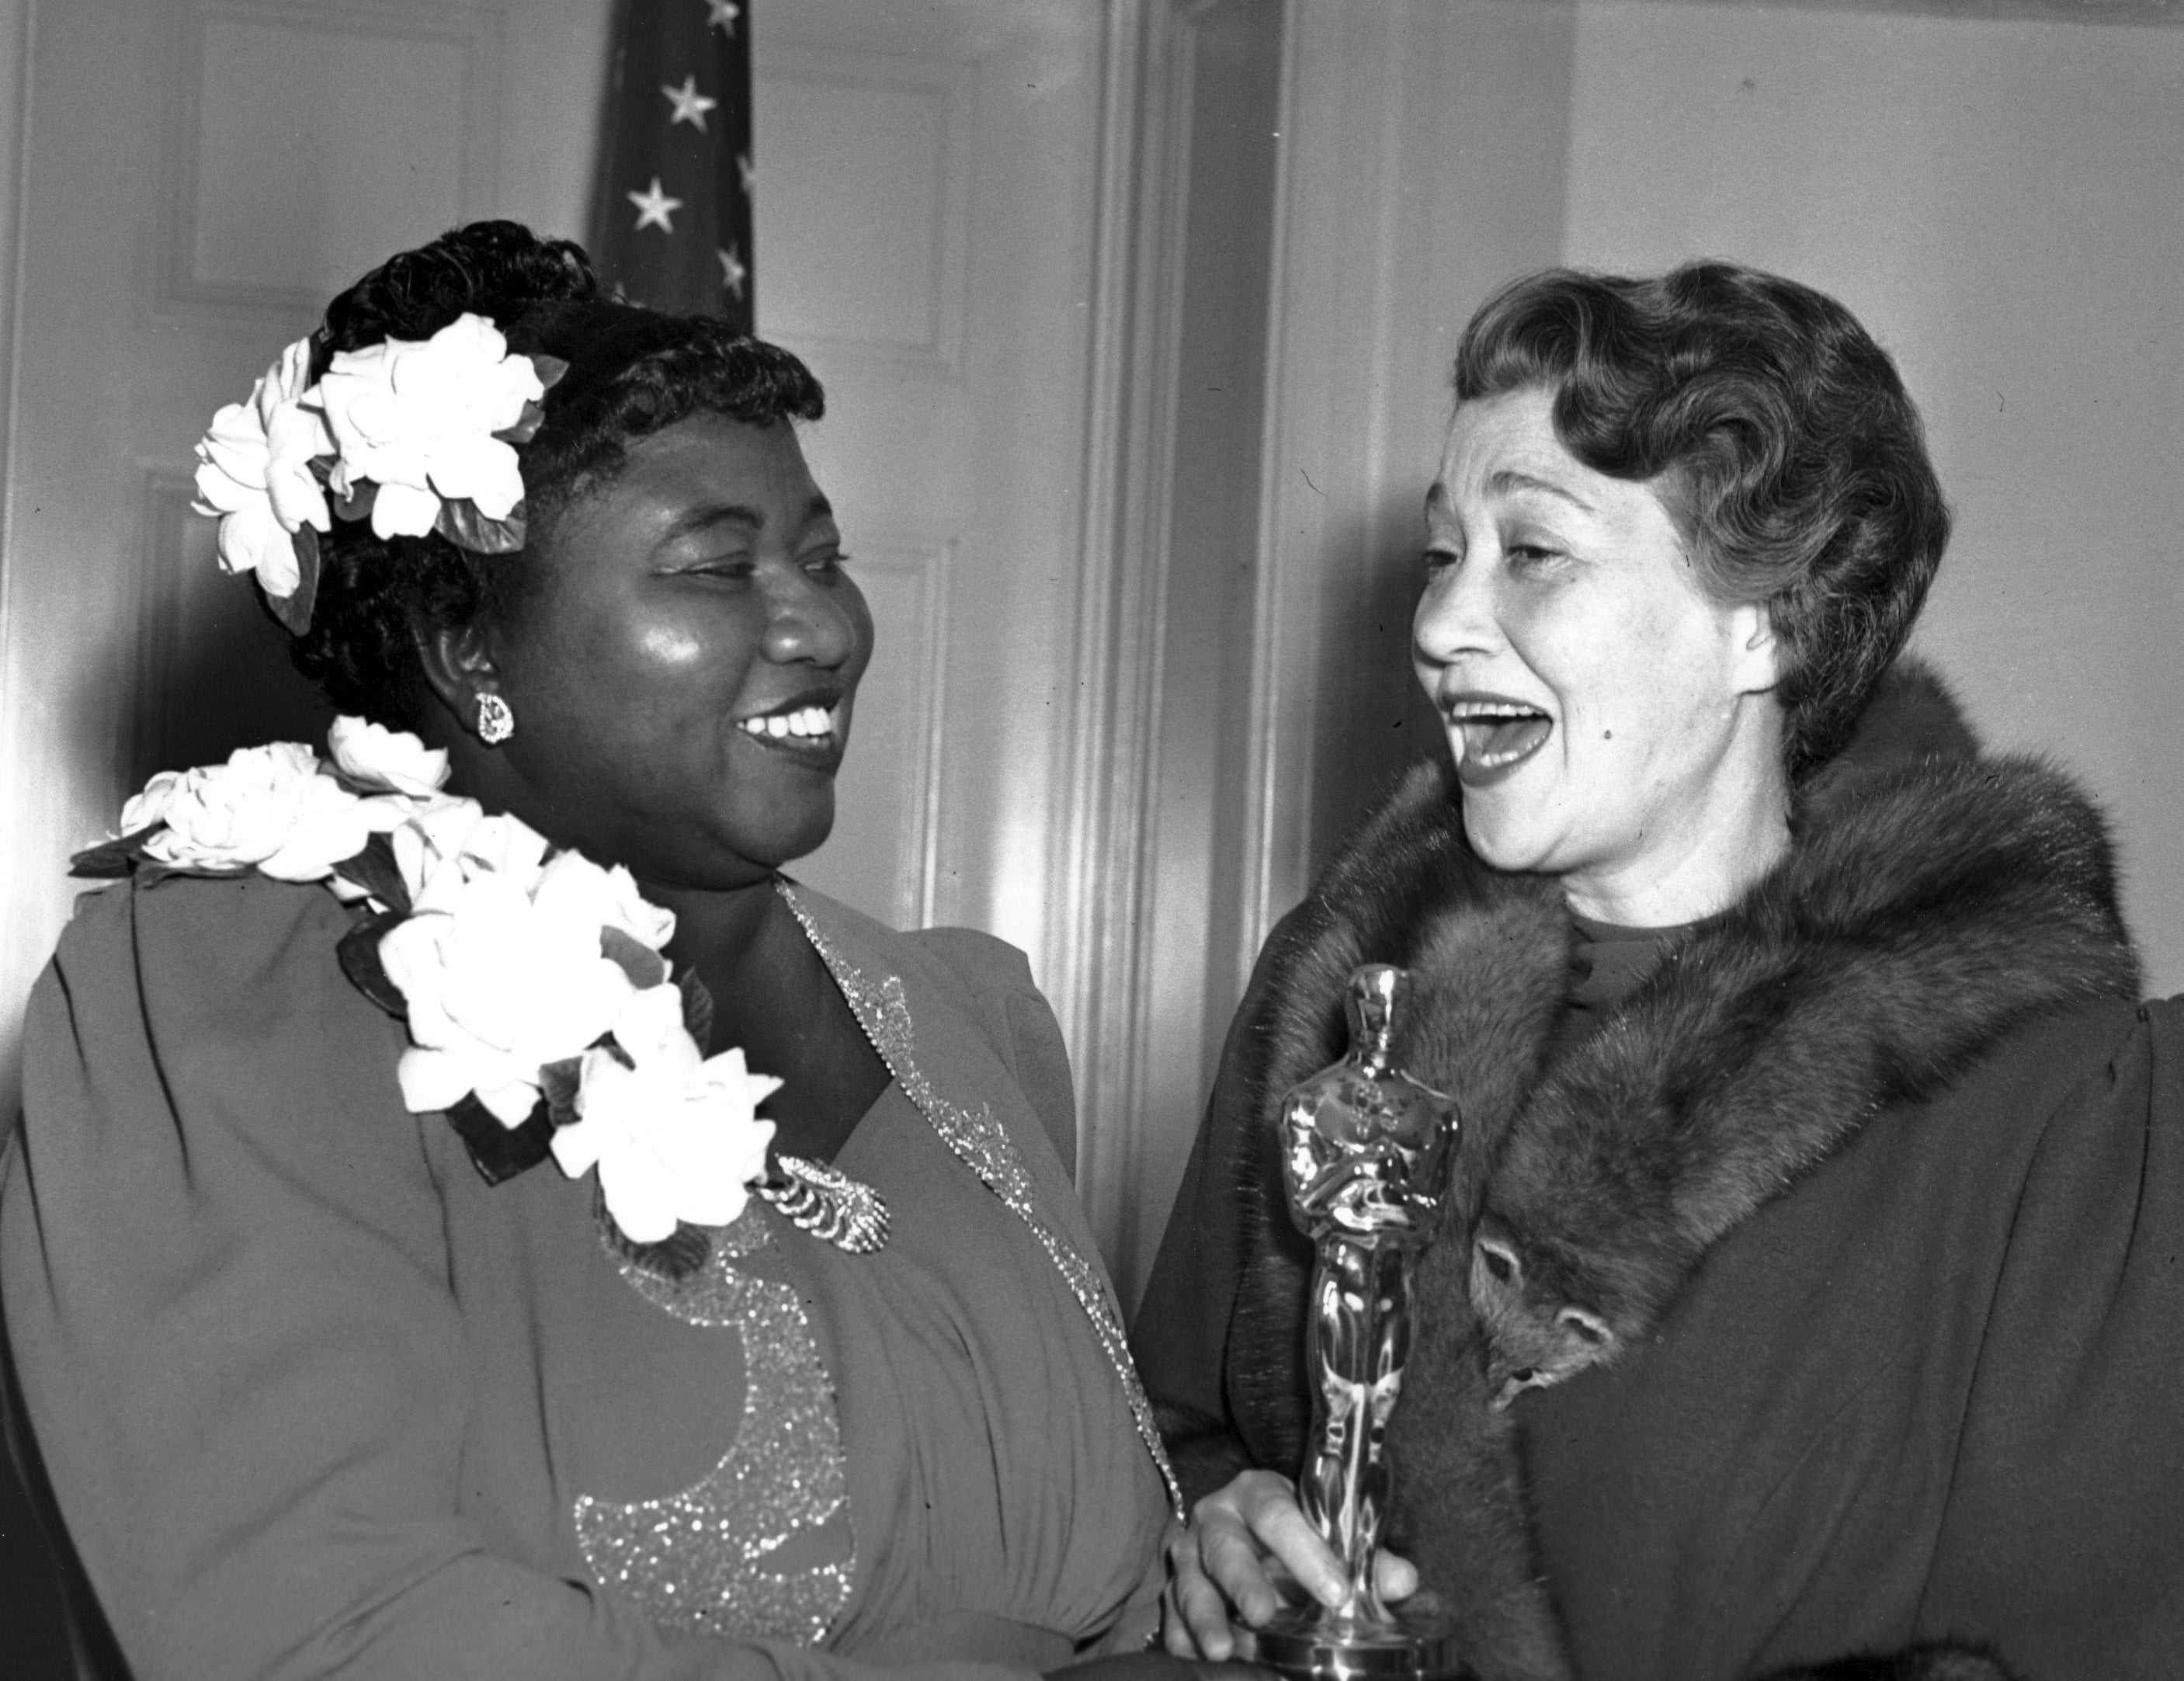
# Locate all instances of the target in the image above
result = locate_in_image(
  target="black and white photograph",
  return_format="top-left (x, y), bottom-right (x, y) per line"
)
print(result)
top-left (0, 2), bottom-right (2177, 1678)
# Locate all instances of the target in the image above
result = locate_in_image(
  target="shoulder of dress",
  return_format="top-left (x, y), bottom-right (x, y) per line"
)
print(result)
top-left (2004, 990), bottom-right (2149, 1078)
top-left (898, 925), bottom-right (1040, 1002)
top-left (50, 872), bottom-right (386, 1049)
top-left (23, 873), bottom-right (430, 1197)
top-left (61, 870), bottom-right (347, 960)
top-left (2068, 991), bottom-right (2184, 1113)
top-left (1917, 992), bottom-right (2155, 1155)
top-left (2141, 993), bottom-right (2184, 1036)
top-left (780, 880), bottom-right (1045, 1005)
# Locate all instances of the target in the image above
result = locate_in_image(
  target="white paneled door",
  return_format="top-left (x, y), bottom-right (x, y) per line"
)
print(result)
top-left (751, 2), bottom-right (1108, 953)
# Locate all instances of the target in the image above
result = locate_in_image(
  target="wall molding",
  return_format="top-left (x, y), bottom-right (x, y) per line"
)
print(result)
top-left (1234, 0), bottom-right (1307, 1000)
top-left (1050, 0), bottom-right (1229, 1287)
top-left (153, 0), bottom-right (503, 325)
top-left (0, 0), bottom-right (38, 1112)
top-left (854, 537), bottom-right (953, 931)
top-left (1237, 0), bottom-right (1450, 1001)
top-left (754, 43), bottom-right (974, 380)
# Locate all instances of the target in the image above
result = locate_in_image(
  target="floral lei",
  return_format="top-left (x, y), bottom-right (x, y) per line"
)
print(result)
top-left (73, 720), bottom-right (790, 1252)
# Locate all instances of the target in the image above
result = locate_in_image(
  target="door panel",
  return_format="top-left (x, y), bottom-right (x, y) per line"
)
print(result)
top-left (792, 537), bottom-right (953, 929)
top-left (752, 1), bottom-right (1109, 964)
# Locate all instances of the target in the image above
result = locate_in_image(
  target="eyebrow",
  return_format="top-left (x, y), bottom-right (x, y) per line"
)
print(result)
top-left (1423, 471), bottom-right (1594, 515)
top-left (660, 493), bottom-right (835, 543)
top-left (1486, 469), bottom-right (1592, 511)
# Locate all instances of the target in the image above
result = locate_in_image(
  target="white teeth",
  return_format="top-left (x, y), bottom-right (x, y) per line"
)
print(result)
top-left (1443, 697), bottom-right (1551, 770)
top-left (739, 704), bottom-right (835, 742)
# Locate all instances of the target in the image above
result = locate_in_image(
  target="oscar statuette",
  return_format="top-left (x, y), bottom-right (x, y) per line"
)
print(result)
top-left (1256, 964), bottom-right (1463, 1681)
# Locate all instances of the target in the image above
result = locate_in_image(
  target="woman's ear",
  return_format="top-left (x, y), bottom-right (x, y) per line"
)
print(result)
top-left (415, 617), bottom-right (503, 742)
top-left (1727, 599), bottom-right (1783, 696)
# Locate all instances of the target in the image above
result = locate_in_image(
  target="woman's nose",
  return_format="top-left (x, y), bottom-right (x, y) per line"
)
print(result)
top-left (1412, 557), bottom-right (1500, 665)
top-left (760, 569), bottom-right (859, 668)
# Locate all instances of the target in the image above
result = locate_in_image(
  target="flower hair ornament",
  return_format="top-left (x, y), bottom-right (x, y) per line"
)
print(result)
top-left (73, 719), bottom-right (889, 1266)
top-left (190, 314), bottom-right (569, 634)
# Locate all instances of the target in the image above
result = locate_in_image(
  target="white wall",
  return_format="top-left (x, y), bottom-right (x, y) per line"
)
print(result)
top-left (1560, 0), bottom-right (2184, 991)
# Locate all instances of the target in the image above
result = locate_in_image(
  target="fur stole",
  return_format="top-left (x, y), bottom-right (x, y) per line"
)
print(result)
top-left (1213, 668), bottom-right (2137, 1681)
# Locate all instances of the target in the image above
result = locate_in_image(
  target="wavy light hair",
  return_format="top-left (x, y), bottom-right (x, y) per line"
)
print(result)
top-left (1454, 262), bottom-right (1951, 777)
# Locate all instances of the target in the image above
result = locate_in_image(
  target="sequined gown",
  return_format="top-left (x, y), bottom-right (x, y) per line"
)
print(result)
top-left (2, 874), bottom-right (1175, 1681)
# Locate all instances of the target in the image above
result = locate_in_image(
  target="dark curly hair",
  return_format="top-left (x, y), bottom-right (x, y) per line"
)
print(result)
top-left (280, 220), bottom-right (825, 728)
top-left (1453, 261), bottom-right (1950, 778)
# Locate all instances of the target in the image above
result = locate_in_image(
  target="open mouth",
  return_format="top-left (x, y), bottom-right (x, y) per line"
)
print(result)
top-left (735, 700), bottom-right (841, 756)
top-left (1444, 696), bottom-right (1553, 781)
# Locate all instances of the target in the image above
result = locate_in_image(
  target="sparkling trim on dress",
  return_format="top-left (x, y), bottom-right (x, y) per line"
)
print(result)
top-left (575, 1203), bottom-right (855, 1643)
top-left (759, 1153), bottom-right (891, 1253)
top-left (777, 881), bottom-right (1186, 1518)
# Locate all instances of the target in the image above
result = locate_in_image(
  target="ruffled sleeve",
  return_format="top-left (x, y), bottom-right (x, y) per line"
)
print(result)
top-left (0, 876), bottom-right (1044, 1681)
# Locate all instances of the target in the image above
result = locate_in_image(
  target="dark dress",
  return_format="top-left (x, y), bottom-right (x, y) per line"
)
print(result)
top-left (1519, 988), bottom-right (2184, 1679)
top-left (1130, 677), bottom-right (2184, 1680)
top-left (1525, 922), bottom-right (2184, 1676)
top-left (3, 873), bottom-right (1173, 1681)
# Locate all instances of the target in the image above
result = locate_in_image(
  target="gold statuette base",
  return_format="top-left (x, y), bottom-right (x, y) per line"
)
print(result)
top-left (1255, 1599), bottom-right (1462, 1681)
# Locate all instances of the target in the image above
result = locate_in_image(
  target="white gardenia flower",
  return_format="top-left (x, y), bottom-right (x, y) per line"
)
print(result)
top-left (554, 985), bottom-right (780, 1243)
top-left (259, 339), bottom-right (338, 537)
top-left (118, 769), bottom-right (186, 837)
top-left (200, 495), bottom-right (299, 596)
top-left (134, 742), bottom-right (377, 881)
top-left (384, 800), bottom-right (673, 949)
top-left (531, 848), bottom-right (678, 955)
top-left (327, 715), bottom-right (451, 798)
top-left (377, 846), bottom-right (665, 1127)
top-left (389, 799), bottom-right (553, 911)
top-left (314, 313), bottom-right (543, 540)
top-left (192, 336), bottom-right (334, 597)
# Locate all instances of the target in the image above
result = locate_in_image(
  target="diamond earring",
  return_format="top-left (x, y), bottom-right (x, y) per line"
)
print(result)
top-left (476, 692), bottom-right (515, 745)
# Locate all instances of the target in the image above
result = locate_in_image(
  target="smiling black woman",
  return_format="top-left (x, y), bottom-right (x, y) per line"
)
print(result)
top-left (424, 405), bottom-right (890, 1164)
top-left (0, 221), bottom-right (1214, 1681)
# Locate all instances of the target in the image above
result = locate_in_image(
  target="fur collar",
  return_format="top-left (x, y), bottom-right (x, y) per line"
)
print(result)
top-left (1216, 666), bottom-right (2137, 1678)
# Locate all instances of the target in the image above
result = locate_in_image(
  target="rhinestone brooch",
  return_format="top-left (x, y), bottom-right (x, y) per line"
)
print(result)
top-left (757, 1154), bottom-right (891, 1254)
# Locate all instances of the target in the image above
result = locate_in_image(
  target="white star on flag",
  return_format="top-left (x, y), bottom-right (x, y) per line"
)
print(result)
top-left (661, 75), bottom-right (717, 132)
top-left (628, 178), bottom-right (683, 234)
top-left (593, 0), bottom-right (752, 324)
top-left (738, 152), bottom-right (755, 197)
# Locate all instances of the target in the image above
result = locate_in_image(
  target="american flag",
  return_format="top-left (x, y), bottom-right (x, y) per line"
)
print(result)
top-left (589, 0), bottom-right (755, 330)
